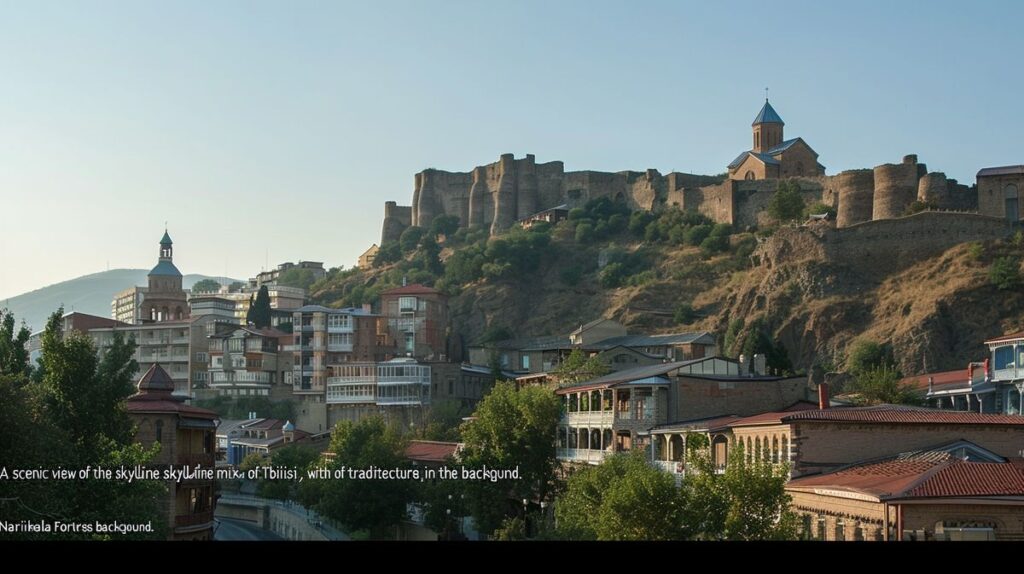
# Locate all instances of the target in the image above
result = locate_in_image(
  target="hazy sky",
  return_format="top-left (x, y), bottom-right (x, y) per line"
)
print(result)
top-left (1, 1), bottom-right (1021, 300)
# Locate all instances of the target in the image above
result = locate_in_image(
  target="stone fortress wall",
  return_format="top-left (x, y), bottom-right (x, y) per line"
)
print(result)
top-left (380, 153), bottom-right (983, 244)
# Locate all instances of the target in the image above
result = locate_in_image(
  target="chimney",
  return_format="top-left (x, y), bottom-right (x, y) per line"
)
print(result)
top-left (753, 354), bottom-right (767, 377)
top-left (739, 354), bottom-right (749, 377)
top-left (818, 382), bottom-right (830, 410)
top-left (928, 376), bottom-right (934, 394)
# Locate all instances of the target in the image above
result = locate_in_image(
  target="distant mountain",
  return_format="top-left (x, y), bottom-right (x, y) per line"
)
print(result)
top-left (0, 269), bottom-right (242, 332)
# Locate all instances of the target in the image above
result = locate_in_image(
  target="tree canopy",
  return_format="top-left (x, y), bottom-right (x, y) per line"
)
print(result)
top-left (190, 278), bottom-right (221, 293)
top-left (768, 180), bottom-right (805, 223)
top-left (247, 285), bottom-right (272, 328)
top-left (0, 308), bottom-right (165, 540)
top-left (553, 348), bottom-right (610, 386)
top-left (302, 417), bottom-right (411, 538)
top-left (459, 383), bottom-right (561, 535)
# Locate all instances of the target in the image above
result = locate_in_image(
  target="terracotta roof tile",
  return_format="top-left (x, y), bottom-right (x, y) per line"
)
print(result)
top-left (405, 440), bottom-right (460, 463)
top-left (908, 462), bottom-right (1024, 498)
top-left (782, 406), bottom-right (1024, 426)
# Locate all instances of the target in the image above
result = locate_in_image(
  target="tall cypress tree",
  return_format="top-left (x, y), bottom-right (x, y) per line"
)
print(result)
top-left (250, 286), bottom-right (272, 329)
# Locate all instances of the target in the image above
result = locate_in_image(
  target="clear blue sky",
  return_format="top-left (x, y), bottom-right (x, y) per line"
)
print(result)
top-left (1, 0), bottom-right (1021, 300)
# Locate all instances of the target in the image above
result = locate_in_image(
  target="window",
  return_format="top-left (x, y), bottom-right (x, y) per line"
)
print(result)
top-left (399, 296), bottom-right (417, 313)
top-left (155, 420), bottom-right (163, 443)
top-left (195, 352), bottom-right (207, 363)
top-left (816, 515), bottom-right (825, 540)
top-left (521, 355), bottom-right (530, 370)
top-left (744, 170), bottom-right (755, 180)
top-left (835, 518), bottom-right (845, 541)
top-left (405, 332), bottom-right (415, 353)
top-left (994, 345), bottom-right (1014, 371)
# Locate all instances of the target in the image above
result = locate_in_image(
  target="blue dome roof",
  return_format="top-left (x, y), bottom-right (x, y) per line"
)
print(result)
top-left (752, 100), bottom-right (784, 126)
top-left (149, 260), bottom-right (182, 277)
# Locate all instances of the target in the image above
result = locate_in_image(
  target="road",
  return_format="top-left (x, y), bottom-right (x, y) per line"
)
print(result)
top-left (214, 517), bottom-right (284, 541)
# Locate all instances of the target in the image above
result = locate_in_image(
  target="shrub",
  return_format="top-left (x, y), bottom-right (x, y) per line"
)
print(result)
top-left (399, 226), bottom-right (426, 253)
top-left (967, 242), bottom-right (985, 261)
top-left (673, 303), bottom-right (696, 324)
top-left (684, 224), bottom-right (713, 247)
top-left (599, 263), bottom-right (627, 288)
top-left (699, 235), bottom-right (730, 257)
top-left (990, 256), bottom-right (1022, 291)
top-left (575, 223), bottom-right (595, 244)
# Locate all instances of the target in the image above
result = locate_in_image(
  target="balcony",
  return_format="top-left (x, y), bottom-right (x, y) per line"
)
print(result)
top-left (211, 372), bottom-right (272, 385)
top-left (326, 393), bottom-right (375, 404)
top-left (327, 376), bottom-right (375, 385)
top-left (174, 510), bottom-right (214, 529)
top-left (557, 448), bottom-right (610, 465)
top-left (327, 324), bottom-right (353, 333)
top-left (327, 343), bottom-right (353, 352)
top-left (376, 396), bottom-right (427, 406)
top-left (177, 453), bottom-right (215, 468)
top-left (563, 411), bottom-right (614, 427)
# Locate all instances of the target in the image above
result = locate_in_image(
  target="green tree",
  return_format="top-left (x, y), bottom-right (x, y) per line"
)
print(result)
top-left (552, 348), bottom-right (610, 386)
top-left (277, 268), bottom-right (318, 290)
top-left (374, 241), bottom-right (403, 267)
top-left (575, 223), bottom-right (595, 244)
top-left (190, 278), bottom-right (221, 293)
top-left (430, 214), bottom-right (461, 239)
top-left (257, 444), bottom-right (320, 501)
top-left (556, 451), bottom-right (689, 540)
top-left (673, 303), bottom-right (696, 325)
top-left (768, 180), bottom-right (805, 223)
top-left (460, 383), bottom-right (561, 536)
top-left (312, 417), bottom-right (412, 539)
top-left (0, 308), bottom-right (165, 540)
top-left (990, 256), bottom-right (1022, 291)
top-left (681, 441), bottom-right (797, 540)
top-left (400, 226), bottom-right (426, 253)
top-left (247, 285), bottom-right (272, 328)
top-left (846, 338), bottom-right (895, 375)
top-left (239, 452), bottom-right (268, 473)
top-left (228, 281), bottom-right (246, 291)
top-left (0, 309), bottom-right (32, 379)
top-left (850, 365), bottom-right (920, 406)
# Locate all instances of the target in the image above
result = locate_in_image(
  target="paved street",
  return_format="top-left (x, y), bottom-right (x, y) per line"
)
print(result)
top-left (214, 517), bottom-right (283, 541)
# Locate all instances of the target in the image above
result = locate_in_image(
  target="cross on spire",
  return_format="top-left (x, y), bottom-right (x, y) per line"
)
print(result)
top-left (765, 86), bottom-right (769, 101)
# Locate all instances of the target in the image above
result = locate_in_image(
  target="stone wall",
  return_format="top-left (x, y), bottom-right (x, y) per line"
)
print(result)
top-left (669, 376), bottom-right (810, 422)
top-left (872, 155), bottom-right (921, 220)
top-left (835, 169), bottom-right (874, 227)
top-left (381, 152), bottom-right (987, 241)
top-left (760, 212), bottom-right (1012, 278)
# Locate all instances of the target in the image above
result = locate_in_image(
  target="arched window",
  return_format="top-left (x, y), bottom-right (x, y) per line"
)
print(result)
top-left (155, 419), bottom-right (164, 443)
top-left (744, 170), bottom-right (756, 180)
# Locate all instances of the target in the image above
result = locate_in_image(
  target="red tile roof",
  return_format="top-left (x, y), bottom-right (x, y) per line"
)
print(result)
top-left (908, 461), bottom-right (1024, 498)
top-left (382, 283), bottom-right (441, 296)
top-left (788, 457), bottom-right (1024, 500)
top-left (405, 440), bottom-right (460, 463)
top-left (986, 331), bottom-right (1024, 344)
top-left (899, 369), bottom-right (968, 391)
top-left (781, 405), bottom-right (1024, 426)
